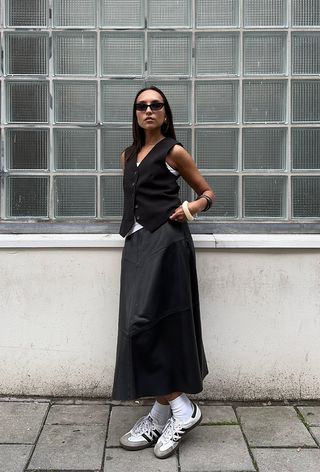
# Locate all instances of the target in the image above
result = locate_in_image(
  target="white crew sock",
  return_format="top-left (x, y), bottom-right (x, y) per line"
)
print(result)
top-left (150, 401), bottom-right (171, 427)
top-left (169, 393), bottom-right (193, 423)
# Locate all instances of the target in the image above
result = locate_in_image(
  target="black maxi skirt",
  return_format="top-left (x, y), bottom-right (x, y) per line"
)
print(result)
top-left (112, 220), bottom-right (208, 401)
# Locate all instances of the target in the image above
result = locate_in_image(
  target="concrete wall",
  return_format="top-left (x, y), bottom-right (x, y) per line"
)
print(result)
top-left (1, 235), bottom-right (320, 400)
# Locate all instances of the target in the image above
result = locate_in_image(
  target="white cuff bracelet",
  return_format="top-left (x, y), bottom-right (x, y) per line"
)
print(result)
top-left (182, 201), bottom-right (195, 221)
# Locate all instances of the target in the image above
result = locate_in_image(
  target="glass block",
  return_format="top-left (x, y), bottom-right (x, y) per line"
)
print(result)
top-left (292, 80), bottom-right (320, 123)
top-left (244, 33), bottom-right (287, 75)
top-left (54, 129), bottom-right (96, 170)
top-left (292, 128), bottom-right (320, 169)
top-left (54, 81), bottom-right (97, 123)
top-left (244, 0), bottom-right (287, 26)
top-left (196, 0), bottom-right (239, 27)
top-left (7, 176), bottom-right (48, 217)
top-left (6, 81), bottom-right (49, 123)
top-left (101, 0), bottom-right (144, 28)
top-left (55, 176), bottom-right (96, 217)
top-left (101, 175), bottom-right (123, 217)
top-left (243, 81), bottom-right (286, 123)
top-left (6, 0), bottom-right (48, 27)
top-left (101, 128), bottom-right (132, 169)
top-left (5, 33), bottom-right (49, 75)
top-left (148, 0), bottom-right (191, 28)
top-left (53, 0), bottom-right (97, 27)
top-left (243, 128), bottom-right (286, 169)
top-left (6, 129), bottom-right (49, 170)
top-left (244, 176), bottom-right (287, 217)
top-left (146, 81), bottom-right (191, 124)
top-left (101, 80), bottom-right (144, 123)
top-left (195, 33), bottom-right (239, 76)
top-left (101, 33), bottom-right (144, 77)
top-left (53, 32), bottom-right (97, 75)
top-left (148, 33), bottom-right (192, 77)
top-left (175, 128), bottom-right (192, 154)
top-left (292, 0), bottom-right (320, 26)
top-left (292, 177), bottom-right (320, 217)
top-left (292, 33), bottom-right (320, 75)
top-left (204, 175), bottom-right (239, 217)
top-left (195, 129), bottom-right (238, 169)
top-left (195, 81), bottom-right (238, 123)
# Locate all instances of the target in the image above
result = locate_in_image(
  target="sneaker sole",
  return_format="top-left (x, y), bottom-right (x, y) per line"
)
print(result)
top-left (120, 440), bottom-right (156, 451)
top-left (155, 412), bottom-right (202, 459)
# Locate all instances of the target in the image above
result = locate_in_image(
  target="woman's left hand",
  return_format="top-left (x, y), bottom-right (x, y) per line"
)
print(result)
top-left (169, 201), bottom-right (201, 222)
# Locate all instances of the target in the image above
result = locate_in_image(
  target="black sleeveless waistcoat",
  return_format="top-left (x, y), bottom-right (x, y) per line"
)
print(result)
top-left (119, 137), bottom-right (182, 237)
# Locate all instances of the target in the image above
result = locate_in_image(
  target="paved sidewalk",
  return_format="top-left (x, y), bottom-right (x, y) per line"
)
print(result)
top-left (1, 397), bottom-right (320, 471)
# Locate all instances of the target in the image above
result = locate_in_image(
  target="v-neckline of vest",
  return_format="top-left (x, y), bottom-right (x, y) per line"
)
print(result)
top-left (136, 137), bottom-right (167, 166)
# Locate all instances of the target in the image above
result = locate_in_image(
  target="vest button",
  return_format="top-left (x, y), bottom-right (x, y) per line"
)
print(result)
top-left (134, 204), bottom-right (138, 209)
top-left (136, 215), bottom-right (140, 220)
top-left (131, 182), bottom-right (135, 187)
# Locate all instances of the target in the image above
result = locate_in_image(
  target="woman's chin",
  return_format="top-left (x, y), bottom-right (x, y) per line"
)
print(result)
top-left (141, 122), bottom-right (159, 130)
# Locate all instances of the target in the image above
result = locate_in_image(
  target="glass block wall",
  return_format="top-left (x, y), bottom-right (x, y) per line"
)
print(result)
top-left (0, 0), bottom-right (320, 226)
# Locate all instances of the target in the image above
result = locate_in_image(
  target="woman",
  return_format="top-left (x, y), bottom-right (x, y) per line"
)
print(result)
top-left (112, 86), bottom-right (215, 459)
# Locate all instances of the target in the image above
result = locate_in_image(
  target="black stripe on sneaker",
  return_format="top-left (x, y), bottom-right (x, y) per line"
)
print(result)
top-left (141, 433), bottom-right (152, 443)
top-left (154, 430), bottom-right (161, 438)
top-left (191, 402), bottom-right (197, 418)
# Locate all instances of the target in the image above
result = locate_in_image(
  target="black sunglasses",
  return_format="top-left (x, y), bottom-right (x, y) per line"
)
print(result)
top-left (135, 102), bottom-right (165, 112)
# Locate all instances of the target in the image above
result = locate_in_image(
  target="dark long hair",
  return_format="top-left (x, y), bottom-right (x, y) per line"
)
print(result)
top-left (124, 86), bottom-right (176, 161)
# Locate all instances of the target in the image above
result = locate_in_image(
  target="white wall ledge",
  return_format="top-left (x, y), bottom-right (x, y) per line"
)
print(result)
top-left (212, 234), bottom-right (320, 249)
top-left (0, 233), bottom-right (320, 249)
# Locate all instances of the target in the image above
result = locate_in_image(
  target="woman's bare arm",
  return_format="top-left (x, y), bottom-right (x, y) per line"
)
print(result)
top-left (166, 144), bottom-right (216, 221)
top-left (120, 151), bottom-right (125, 172)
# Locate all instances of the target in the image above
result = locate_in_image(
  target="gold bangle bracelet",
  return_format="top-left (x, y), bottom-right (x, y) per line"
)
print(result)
top-left (182, 201), bottom-right (195, 221)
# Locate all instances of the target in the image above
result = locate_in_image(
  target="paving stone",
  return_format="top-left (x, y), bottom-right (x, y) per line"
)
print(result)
top-left (237, 406), bottom-right (316, 447)
top-left (179, 425), bottom-right (255, 472)
top-left (46, 404), bottom-right (109, 425)
top-left (107, 406), bottom-right (149, 447)
top-left (297, 406), bottom-right (320, 426)
top-left (104, 447), bottom-right (177, 472)
top-left (27, 424), bottom-right (106, 470)
top-left (310, 427), bottom-right (320, 445)
top-left (253, 448), bottom-right (320, 472)
top-left (200, 405), bottom-right (238, 425)
top-left (0, 445), bottom-right (32, 472)
top-left (0, 401), bottom-right (49, 443)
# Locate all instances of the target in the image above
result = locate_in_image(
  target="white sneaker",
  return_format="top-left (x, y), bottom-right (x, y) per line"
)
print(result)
top-left (120, 414), bottom-right (164, 451)
top-left (154, 403), bottom-right (202, 459)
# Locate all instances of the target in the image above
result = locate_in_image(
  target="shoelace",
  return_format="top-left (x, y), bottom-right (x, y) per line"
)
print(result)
top-left (132, 415), bottom-right (154, 437)
top-left (161, 417), bottom-right (182, 443)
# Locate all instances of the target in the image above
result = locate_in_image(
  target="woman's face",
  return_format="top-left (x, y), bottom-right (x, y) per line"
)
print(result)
top-left (135, 90), bottom-right (166, 132)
